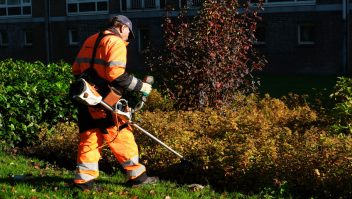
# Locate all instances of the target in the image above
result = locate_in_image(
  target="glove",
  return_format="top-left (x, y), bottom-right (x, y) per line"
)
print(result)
top-left (140, 82), bottom-right (152, 95)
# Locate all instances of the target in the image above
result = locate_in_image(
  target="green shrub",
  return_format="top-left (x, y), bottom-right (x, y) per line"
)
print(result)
top-left (0, 59), bottom-right (77, 146)
top-left (329, 77), bottom-right (352, 134)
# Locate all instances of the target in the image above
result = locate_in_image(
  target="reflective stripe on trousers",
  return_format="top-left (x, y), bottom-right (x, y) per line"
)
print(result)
top-left (74, 124), bottom-right (146, 184)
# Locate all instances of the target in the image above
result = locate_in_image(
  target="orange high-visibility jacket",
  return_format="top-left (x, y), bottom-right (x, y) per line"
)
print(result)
top-left (72, 29), bottom-right (142, 92)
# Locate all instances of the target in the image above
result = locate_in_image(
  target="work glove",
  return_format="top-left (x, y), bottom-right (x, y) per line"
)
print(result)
top-left (140, 82), bottom-right (152, 95)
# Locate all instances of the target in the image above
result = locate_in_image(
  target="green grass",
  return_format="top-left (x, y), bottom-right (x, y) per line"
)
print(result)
top-left (255, 74), bottom-right (339, 100)
top-left (127, 70), bottom-right (339, 101)
top-left (0, 150), bottom-right (294, 199)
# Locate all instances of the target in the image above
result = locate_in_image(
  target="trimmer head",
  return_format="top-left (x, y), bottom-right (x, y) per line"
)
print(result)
top-left (168, 159), bottom-right (195, 174)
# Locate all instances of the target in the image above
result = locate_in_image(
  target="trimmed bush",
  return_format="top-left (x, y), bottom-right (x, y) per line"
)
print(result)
top-left (32, 90), bottom-right (352, 198)
top-left (0, 59), bottom-right (77, 146)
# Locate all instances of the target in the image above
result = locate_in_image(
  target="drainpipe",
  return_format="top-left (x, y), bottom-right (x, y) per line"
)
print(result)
top-left (343, 0), bottom-right (347, 76)
top-left (44, 0), bottom-right (50, 64)
top-left (48, 0), bottom-right (53, 63)
top-left (347, 1), bottom-right (350, 76)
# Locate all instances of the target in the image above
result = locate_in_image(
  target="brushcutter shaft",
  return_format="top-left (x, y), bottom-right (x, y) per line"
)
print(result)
top-left (128, 121), bottom-right (185, 160)
top-left (101, 100), bottom-right (185, 160)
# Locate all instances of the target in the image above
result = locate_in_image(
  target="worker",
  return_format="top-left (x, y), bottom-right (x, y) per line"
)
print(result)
top-left (71, 15), bottom-right (159, 191)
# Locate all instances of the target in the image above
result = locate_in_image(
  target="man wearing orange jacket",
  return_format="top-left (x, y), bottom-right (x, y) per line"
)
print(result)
top-left (71, 15), bottom-right (159, 191)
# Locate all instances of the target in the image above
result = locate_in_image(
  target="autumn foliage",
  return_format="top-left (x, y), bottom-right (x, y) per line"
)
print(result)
top-left (141, 0), bottom-right (267, 109)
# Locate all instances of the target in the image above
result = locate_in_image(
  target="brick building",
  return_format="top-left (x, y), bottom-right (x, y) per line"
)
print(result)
top-left (0, 0), bottom-right (351, 75)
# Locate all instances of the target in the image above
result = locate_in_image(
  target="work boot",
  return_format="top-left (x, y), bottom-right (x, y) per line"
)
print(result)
top-left (74, 180), bottom-right (103, 191)
top-left (132, 176), bottom-right (159, 187)
top-left (92, 184), bottom-right (103, 191)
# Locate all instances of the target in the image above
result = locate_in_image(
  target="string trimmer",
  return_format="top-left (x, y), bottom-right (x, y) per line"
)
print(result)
top-left (72, 76), bottom-right (195, 172)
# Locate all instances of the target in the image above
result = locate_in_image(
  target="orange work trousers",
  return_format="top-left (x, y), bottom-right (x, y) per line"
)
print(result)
top-left (74, 104), bottom-right (147, 185)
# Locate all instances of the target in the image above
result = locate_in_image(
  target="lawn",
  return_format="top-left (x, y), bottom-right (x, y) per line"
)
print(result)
top-left (0, 151), bottom-right (289, 199)
top-left (127, 70), bottom-right (339, 100)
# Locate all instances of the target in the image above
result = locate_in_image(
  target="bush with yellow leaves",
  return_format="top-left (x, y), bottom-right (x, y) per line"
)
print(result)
top-left (33, 92), bottom-right (352, 198)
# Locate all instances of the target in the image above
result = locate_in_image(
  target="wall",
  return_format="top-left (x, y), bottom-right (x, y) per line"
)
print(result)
top-left (49, 17), bottom-right (165, 70)
top-left (253, 11), bottom-right (344, 75)
top-left (0, 23), bottom-right (47, 63)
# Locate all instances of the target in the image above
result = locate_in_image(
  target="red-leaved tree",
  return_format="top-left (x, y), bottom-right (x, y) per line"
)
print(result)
top-left (141, 0), bottom-right (267, 109)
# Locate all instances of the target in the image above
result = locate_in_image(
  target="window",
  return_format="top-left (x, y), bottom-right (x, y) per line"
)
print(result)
top-left (67, 0), bottom-right (108, 14)
top-left (69, 29), bottom-right (78, 45)
top-left (0, 0), bottom-right (32, 17)
top-left (180, 0), bottom-right (204, 8)
top-left (121, 0), bottom-right (163, 11)
top-left (252, 23), bottom-right (265, 44)
top-left (0, 30), bottom-right (8, 45)
top-left (138, 27), bottom-right (149, 51)
top-left (24, 30), bottom-right (32, 45)
top-left (251, 0), bottom-right (314, 6)
top-left (298, 23), bottom-right (314, 45)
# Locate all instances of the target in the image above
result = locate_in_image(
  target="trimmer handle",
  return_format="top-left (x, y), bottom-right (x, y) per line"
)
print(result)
top-left (134, 76), bottom-right (154, 112)
top-left (143, 76), bottom-right (154, 85)
top-left (141, 76), bottom-right (154, 103)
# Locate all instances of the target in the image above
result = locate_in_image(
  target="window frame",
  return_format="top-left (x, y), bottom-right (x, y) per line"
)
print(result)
top-left (298, 22), bottom-right (314, 45)
top-left (250, 0), bottom-right (315, 7)
top-left (0, 0), bottom-right (32, 18)
top-left (24, 30), bottom-right (32, 46)
top-left (181, 0), bottom-right (316, 9)
top-left (66, 0), bottom-right (109, 16)
top-left (69, 29), bottom-right (78, 46)
top-left (138, 27), bottom-right (149, 51)
top-left (180, 0), bottom-right (205, 9)
top-left (0, 30), bottom-right (8, 46)
top-left (120, 0), bottom-right (162, 12)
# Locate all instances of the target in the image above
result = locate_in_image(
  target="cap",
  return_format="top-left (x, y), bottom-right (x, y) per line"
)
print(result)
top-left (114, 15), bottom-right (135, 40)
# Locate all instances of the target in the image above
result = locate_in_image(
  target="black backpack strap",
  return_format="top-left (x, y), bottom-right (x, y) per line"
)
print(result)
top-left (90, 29), bottom-right (123, 68)
top-left (90, 32), bottom-right (114, 68)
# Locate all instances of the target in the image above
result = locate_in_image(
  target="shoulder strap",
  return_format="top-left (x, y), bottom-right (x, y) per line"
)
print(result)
top-left (90, 30), bottom-right (122, 68)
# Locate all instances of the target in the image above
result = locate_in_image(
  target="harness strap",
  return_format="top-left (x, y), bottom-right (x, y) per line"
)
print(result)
top-left (90, 29), bottom-right (122, 68)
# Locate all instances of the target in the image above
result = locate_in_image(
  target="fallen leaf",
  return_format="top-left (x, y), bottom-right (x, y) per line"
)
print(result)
top-left (109, 192), bottom-right (114, 196)
top-left (19, 196), bottom-right (24, 199)
top-left (34, 164), bottom-right (40, 169)
top-left (10, 162), bottom-right (14, 165)
top-left (193, 187), bottom-right (200, 192)
top-left (54, 187), bottom-right (58, 192)
top-left (150, 190), bottom-right (156, 195)
top-left (221, 192), bottom-right (227, 198)
top-left (103, 190), bottom-right (108, 193)
top-left (165, 195), bottom-right (171, 199)
top-left (44, 194), bottom-right (48, 197)
top-left (63, 192), bottom-right (68, 195)
top-left (83, 189), bottom-right (90, 194)
top-left (30, 197), bottom-right (38, 199)
top-left (12, 187), bottom-right (15, 192)
top-left (131, 196), bottom-right (139, 199)
top-left (31, 189), bottom-right (36, 192)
